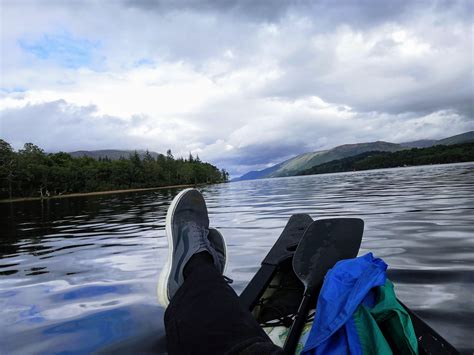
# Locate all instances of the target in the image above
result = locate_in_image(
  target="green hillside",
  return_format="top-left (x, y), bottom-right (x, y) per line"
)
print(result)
top-left (299, 143), bottom-right (474, 176)
top-left (268, 141), bottom-right (402, 177)
top-left (266, 150), bottom-right (328, 177)
top-left (235, 131), bottom-right (474, 181)
top-left (435, 131), bottom-right (474, 146)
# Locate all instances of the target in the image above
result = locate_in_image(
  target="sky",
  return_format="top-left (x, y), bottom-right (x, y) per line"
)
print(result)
top-left (0, 0), bottom-right (473, 176)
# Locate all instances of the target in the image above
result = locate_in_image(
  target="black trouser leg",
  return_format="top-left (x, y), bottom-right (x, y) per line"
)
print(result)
top-left (164, 256), bottom-right (282, 355)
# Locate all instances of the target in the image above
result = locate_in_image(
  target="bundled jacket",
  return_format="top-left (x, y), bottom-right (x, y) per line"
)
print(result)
top-left (301, 253), bottom-right (418, 355)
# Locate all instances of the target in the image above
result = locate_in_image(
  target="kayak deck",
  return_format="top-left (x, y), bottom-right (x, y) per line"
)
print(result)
top-left (251, 258), bottom-right (314, 351)
top-left (239, 214), bottom-right (459, 354)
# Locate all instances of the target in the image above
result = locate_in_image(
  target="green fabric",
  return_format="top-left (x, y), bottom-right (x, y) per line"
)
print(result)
top-left (353, 280), bottom-right (419, 355)
top-left (353, 306), bottom-right (393, 355)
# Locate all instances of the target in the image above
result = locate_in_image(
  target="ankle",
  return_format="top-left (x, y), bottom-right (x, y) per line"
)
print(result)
top-left (183, 251), bottom-right (214, 279)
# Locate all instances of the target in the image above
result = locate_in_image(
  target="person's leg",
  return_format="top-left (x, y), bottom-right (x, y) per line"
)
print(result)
top-left (165, 252), bottom-right (281, 354)
top-left (158, 189), bottom-right (282, 354)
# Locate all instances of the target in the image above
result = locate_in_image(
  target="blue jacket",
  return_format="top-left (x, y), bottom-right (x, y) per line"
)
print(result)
top-left (301, 253), bottom-right (387, 355)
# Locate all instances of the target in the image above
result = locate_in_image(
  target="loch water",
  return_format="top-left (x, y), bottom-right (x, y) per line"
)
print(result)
top-left (1, 163), bottom-right (473, 354)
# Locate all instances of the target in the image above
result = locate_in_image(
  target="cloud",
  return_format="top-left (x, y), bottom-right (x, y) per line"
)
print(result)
top-left (124, 0), bottom-right (292, 22)
top-left (0, 0), bottom-right (472, 176)
top-left (255, 21), bottom-right (473, 116)
top-left (124, 0), bottom-right (473, 28)
top-left (1, 100), bottom-right (130, 151)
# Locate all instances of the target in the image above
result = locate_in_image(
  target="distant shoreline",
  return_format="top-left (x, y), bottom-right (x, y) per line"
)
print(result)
top-left (231, 161), bottom-right (474, 183)
top-left (0, 184), bottom-right (200, 204)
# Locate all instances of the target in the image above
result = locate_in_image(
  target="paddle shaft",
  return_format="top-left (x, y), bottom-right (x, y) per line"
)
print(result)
top-left (283, 284), bottom-right (319, 354)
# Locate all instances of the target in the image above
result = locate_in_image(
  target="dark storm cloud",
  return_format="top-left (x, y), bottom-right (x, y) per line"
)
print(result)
top-left (377, 77), bottom-right (474, 117)
top-left (263, 62), bottom-right (473, 117)
top-left (310, 0), bottom-right (473, 28)
top-left (124, 0), bottom-right (473, 26)
top-left (0, 101), bottom-right (135, 151)
top-left (124, 0), bottom-right (293, 22)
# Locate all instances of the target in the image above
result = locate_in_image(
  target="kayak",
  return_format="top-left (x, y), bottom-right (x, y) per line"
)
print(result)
top-left (239, 214), bottom-right (459, 354)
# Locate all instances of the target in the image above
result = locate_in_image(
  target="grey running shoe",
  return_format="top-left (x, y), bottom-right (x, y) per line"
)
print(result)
top-left (157, 188), bottom-right (227, 307)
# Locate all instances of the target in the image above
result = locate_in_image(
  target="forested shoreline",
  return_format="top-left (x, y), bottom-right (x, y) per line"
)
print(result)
top-left (0, 140), bottom-right (228, 200)
top-left (299, 143), bottom-right (474, 176)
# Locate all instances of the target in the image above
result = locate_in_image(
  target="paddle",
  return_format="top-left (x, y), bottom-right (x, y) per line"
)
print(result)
top-left (283, 218), bottom-right (364, 354)
top-left (240, 214), bottom-right (314, 311)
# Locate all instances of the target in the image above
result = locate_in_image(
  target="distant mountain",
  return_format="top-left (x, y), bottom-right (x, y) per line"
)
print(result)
top-left (69, 149), bottom-right (161, 160)
top-left (401, 131), bottom-right (474, 148)
top-left (233, 141), bottom-right (401, 181)
top-left (233, 151), bottom-right (329, 181)
top-left (400, 140), bottom-right (437, 148)
top-left (266, 150), bottom-right (329, 178)
top-left (272, 141), bottom-right (402, 178)
top-left (435, 131), bottom-right (474, 146)
top-left (299, 142), bottom-right (474, 176)
top-left (234, 161), bottom-right (284, 181)
top-left (233, 131), bottom-right (474, 181)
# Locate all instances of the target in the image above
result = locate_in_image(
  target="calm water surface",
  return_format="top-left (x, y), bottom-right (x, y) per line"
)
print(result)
top-left (1, 163), bottom-right (473, 353)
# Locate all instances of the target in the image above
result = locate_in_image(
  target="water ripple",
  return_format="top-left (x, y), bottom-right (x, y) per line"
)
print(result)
top-left (0, 163), bottom-right (473, 353)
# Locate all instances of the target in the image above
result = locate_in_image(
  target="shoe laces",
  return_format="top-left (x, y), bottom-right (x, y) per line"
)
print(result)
top-left (223, 275), bottom-right (233, 284)
top-left (187, 221), bottom-right (232, 283)
top-left (187, 222), bottom-right (224, 272)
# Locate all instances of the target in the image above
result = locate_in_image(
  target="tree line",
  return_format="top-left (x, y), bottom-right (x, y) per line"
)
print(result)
top-left (299, 143), bottom-right (474, 176)
top-left (0, 140), bottom-right (229, 200)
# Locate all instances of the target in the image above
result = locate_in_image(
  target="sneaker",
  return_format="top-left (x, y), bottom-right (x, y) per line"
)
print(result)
top-left (157, 188), bottom-right (228, 307)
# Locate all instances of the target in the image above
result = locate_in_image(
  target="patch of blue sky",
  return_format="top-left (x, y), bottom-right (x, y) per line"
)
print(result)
top-left (18, 32), bottom-right (100, 69)
top-left (1, 87), bottom-right (27, 93)
top-left (134, 58), bottom-right (155, 67)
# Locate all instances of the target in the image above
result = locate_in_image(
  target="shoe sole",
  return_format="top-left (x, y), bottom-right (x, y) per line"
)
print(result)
top-left (157, 188), bottom-right (195, 308)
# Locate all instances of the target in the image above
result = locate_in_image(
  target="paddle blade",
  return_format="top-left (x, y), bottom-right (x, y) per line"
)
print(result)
top-left (293, 218), bottom-right (364, 290)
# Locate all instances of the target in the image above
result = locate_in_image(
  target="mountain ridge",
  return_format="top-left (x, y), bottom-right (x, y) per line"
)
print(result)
top-left (233, 131), bottom-right (474, 181)
top-left (69, 149), bottom-right (161, 160)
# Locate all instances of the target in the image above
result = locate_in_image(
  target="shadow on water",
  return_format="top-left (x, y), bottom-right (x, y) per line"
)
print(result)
top-left (0, 163), bottom-right (473, 353)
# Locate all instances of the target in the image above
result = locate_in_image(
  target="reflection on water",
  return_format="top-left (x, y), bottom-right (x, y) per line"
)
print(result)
top-left (1, 163), bottom-right (473, 353)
